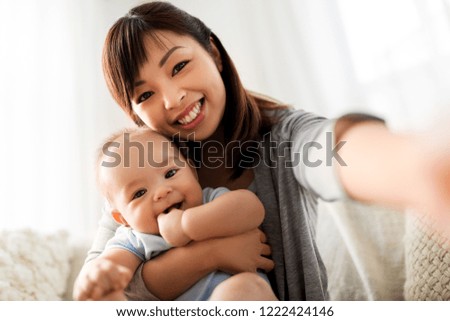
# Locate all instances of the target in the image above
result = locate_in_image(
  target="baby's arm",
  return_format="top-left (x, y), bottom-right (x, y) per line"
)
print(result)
top-left (158, 189), bottom-right (264, 246)
top-left (73, 248), bottom-right (141, 300)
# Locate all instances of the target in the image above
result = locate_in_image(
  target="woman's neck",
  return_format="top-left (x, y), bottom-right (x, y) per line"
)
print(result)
top-left (197, 125), bottom-right (254, 190)
top-left (197, 165), bottom-right (254, 191)
top-left (207, 124), bottom-right (225, 144)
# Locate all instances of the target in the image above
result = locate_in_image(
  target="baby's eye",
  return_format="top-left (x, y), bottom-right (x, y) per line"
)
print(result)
top-left (165, 169), bottom-right (178, 179)
top-left (172, 61), bottom-right (188, 76)
top-left (132, 189), bottom-right (147, 200)
top-left (138, 91), bottom-right (153, 103)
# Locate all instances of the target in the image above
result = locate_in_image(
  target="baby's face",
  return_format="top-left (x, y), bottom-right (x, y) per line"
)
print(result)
top-left (99, 131), bottom-right (203, 234)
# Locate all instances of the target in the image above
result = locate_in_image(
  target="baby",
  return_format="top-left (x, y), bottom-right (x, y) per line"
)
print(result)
top-left (73, 127), bottom-right (276, 300)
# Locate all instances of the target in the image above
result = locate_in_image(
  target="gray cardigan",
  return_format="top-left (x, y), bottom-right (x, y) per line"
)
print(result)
top-left (254, 108), bottom-right (344, 300)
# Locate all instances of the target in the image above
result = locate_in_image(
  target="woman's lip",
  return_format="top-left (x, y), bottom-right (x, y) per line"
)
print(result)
top-left (175, 98), bottom-right (205, 129)
top-left (178, 107), bottom-right (205, 130)
top-left (176, 98), bottom-right (203, 122)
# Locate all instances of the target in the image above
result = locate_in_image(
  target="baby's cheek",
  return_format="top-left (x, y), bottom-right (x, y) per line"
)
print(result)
top-left (195, 193), bottom-right (203, 207)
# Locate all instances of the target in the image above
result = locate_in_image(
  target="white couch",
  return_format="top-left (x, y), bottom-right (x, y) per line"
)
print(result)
top-left (0, 229), bottom-right (88, 300)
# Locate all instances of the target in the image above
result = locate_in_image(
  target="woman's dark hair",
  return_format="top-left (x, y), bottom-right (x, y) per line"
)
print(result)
top-left (102, 1), bottom-right (286, 179)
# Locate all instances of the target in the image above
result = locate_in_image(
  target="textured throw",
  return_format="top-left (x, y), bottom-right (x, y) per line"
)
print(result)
top-left (404, 216), bottom-right (450, 300)
top-left (0, 229), bottom-right (71, 300)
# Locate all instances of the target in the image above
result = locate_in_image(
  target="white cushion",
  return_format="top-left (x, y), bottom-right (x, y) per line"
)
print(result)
top-left (0, 229), bottom-right (71, 300)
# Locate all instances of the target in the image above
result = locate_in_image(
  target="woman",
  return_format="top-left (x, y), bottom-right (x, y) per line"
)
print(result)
top-left (76, 1), bottom-right (450, 301)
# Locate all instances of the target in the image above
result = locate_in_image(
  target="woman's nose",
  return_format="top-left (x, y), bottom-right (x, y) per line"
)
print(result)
top-left (162, 85), bottom-right (186, 110)
top-left (153, 185), bottom-right (173, 201)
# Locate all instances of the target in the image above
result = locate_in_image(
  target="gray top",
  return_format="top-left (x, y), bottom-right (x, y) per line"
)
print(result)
top-left (254, 108), bottom-right (345, 300)
top-left (87, 108), bottom-right (346, 301)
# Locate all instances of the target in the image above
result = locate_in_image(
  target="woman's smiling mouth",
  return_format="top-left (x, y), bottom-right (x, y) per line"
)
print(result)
top-left (176, 98), bottom-right (204, 127)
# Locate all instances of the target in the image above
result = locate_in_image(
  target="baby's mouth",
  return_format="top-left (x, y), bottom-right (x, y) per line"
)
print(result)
top-left (163, 202), bottom-right (182, 214)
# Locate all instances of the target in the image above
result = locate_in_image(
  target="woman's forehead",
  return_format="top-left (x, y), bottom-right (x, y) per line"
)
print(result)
top-left (142, 31), bottom-right (194, 53)
top-left (153, 29), bottom-right (197, 42)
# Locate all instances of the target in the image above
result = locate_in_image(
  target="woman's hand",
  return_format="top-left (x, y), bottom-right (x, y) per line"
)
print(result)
top-left (211, 229), bottom-right (274, 274)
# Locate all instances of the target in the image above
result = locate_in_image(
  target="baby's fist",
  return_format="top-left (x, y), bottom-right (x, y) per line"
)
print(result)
top-left (158, 209), bottom-right (191, 247)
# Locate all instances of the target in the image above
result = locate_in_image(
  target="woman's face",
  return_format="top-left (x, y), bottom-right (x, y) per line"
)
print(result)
top-left (131, 31), bottom-right (226, 141)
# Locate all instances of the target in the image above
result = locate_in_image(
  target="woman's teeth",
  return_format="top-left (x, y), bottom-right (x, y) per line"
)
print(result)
top-left (178, 101), bottom-right (202, 125)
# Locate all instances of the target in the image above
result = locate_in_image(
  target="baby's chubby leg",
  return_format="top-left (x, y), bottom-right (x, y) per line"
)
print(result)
top-left (208, 272), bottom-right (277, 301)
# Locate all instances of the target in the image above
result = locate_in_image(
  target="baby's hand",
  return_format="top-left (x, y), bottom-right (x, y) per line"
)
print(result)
top-left (157, 209), bottom-right (191, 247)
top-left (73, 258), bottom-right (132, 300)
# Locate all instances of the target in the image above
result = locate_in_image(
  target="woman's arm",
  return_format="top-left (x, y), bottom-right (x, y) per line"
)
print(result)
top-left (336, 119), bottom-right (450, 222)
top-left (293, 111), bottom-right (449, 214)
top-left (337, 120), bottom-right (418, 207)
top-left (158, 189), bottom-right (264, 246)
top-left (141, 229), bottom-right (273, 300)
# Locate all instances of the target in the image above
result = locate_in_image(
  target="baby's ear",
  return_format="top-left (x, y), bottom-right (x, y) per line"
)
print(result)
top-left (111, 210), bottom-right (129, 226)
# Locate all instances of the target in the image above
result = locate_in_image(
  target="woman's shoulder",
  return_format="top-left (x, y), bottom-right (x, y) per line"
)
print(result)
top-left (262, 106), bottom-right (294, 118)
top-left (264, 107), bottom-right (326, 129)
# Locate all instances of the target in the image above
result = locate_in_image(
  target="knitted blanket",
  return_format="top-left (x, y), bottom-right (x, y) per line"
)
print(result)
top-left (0, 229), bottom-right (72, 300)
top-left (404, 216), bottom-right (450, 300)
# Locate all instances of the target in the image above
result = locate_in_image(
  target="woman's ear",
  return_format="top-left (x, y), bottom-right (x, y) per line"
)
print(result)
top-left (209, 36), bottom-right (223, 72)
top-left (112, 210), bottom-right (129, 226)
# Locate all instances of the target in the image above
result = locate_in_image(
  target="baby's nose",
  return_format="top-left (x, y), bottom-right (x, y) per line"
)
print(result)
top-left (153, 186), bottom-right (173, 201)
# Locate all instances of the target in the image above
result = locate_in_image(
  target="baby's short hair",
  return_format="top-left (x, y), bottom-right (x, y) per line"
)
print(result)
top-left (96, 127), bottom-right (161, 169)
top-left (95, 127), bottom-right (168, 194)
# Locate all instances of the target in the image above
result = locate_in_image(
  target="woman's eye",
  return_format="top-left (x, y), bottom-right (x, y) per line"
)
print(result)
top-left (165, 169), bottom-right (178, 179)
top-left (172, 61), bottom-right (188, 76)
top-left (138, 91), bottom-right (153, 103)
top-left (132, 189), bottom-right (147, 200)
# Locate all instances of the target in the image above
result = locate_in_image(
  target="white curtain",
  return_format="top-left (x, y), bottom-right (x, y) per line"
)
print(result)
top-left (1, 0), bottom-right (449, 239)
top-left (337, 0), bottom-right (450, 131)
top-left (0, 0), bottom-right (137, 239)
